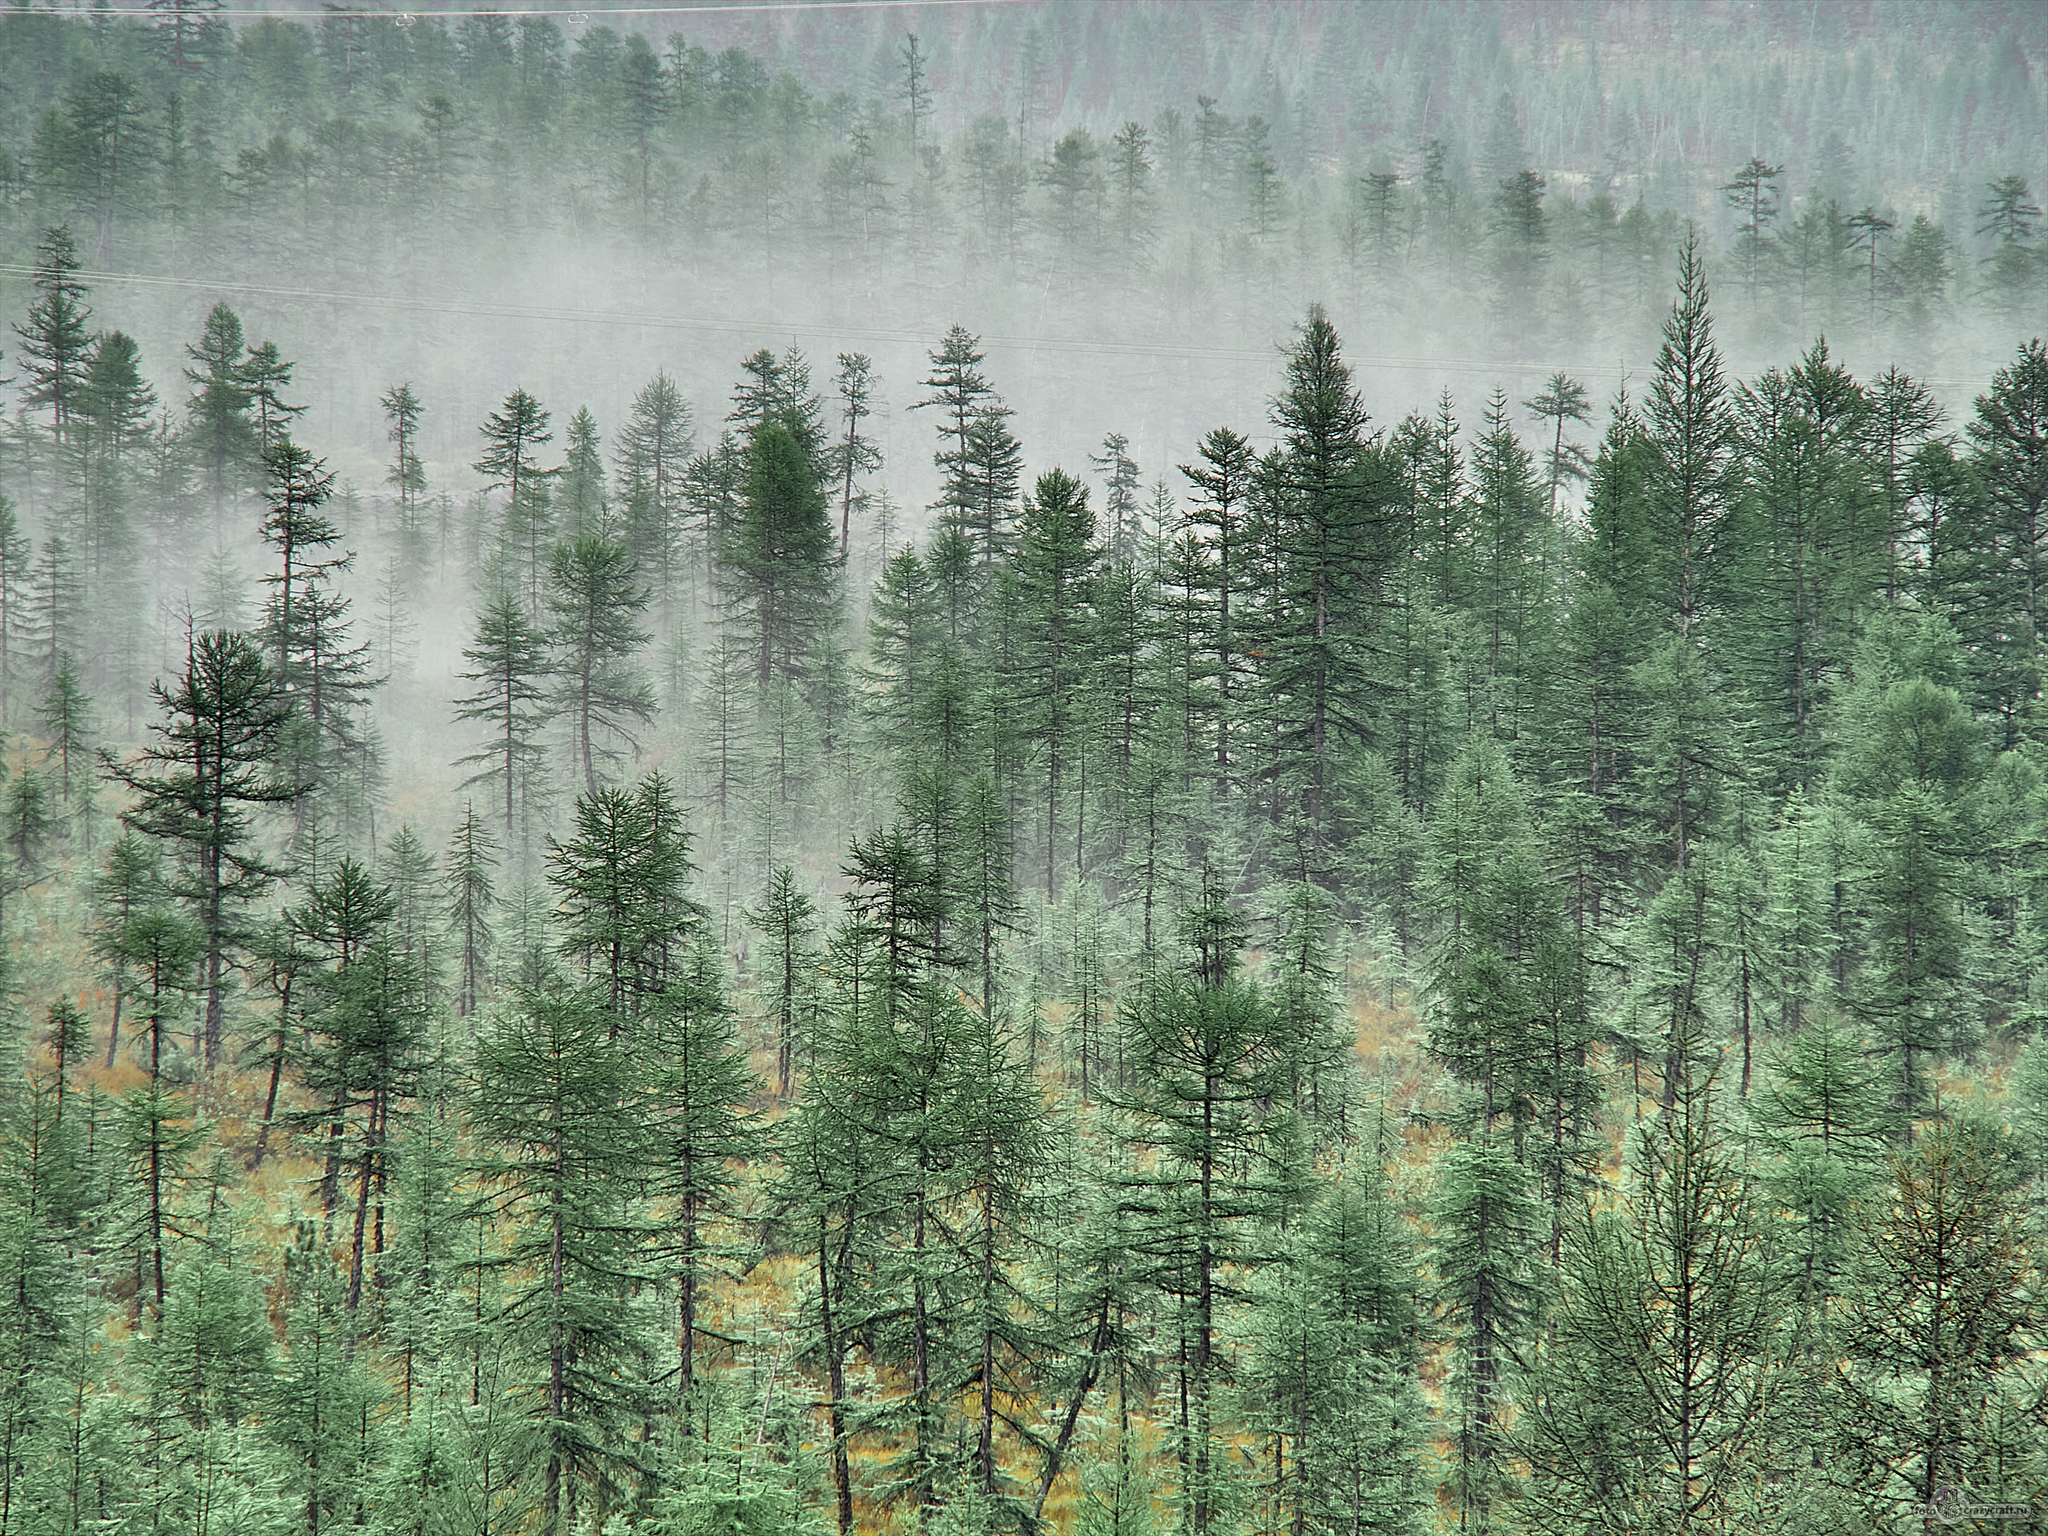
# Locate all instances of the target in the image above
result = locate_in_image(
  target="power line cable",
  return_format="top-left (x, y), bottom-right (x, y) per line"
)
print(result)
top-left (20, 1), bottom-right (1021, 20)
top-left (0, 262), bottom-right (1638, 382)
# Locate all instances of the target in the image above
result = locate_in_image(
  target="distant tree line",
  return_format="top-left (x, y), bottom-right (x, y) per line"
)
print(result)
top-left (0, 4), bottom-right (2042, 369)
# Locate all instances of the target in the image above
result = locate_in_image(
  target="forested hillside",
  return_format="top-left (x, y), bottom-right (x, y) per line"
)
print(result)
top-left (4, 0), bottom-right (2046, 460)
top-left (1, 3), bottom-right (2047, 1535)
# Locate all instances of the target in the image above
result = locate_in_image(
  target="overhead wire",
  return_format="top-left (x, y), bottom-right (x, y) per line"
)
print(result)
top-left (8, 1), bottom-right (1025, 20)
top-left (0, 261), bottom-right (1636, 382)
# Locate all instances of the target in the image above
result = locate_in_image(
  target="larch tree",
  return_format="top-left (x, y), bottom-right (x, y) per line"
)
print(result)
top-left (381, 382), bottom-right (427, 545)
top-left (1111, 873), bottom-right (1300, 1536)
top-left (100, 629), bottom-right (302, 1067)
top-left (454, 581), bottom-right (554, 838)
top-left (1646, 232), bottom-right (1735, 642)
top-left (558, 406), bottom-right (606, 538)
top-left (475, 388), bottom-right (556, 614)
top-left (915, 326), bottom-right (1009, 537)
top-left (830, 352), bottom-right (883, 561)
top-left (1517, 1054), bottom-right (1783, 1535)
top-left (12, 226), bottom-right (93, 448)
top-left (443, 801), bottom-right (497, 1018)
top-left (183, 301), bottom-right (256, 528)
top-left (1011, 467), bottom-right (1099, 900)
top-left (1835, 1118), bottom-right (2048, 1517)
top-left (1522, 372), bottom-right (1593, 519)
top-left (546, 534), bottom-right (655, 796)
top-left (239, 339), bottom-right (304, 457)
top-left (614, 371), bottom-right (694, 607)
top-left (1257, 302), bottom-right (1395, 849)
top-left (722, 420), bottom-right (838, 690)
top-left (1720, 156), bottom-right (1783, 308)
top-left (470, 983), bottom-right (656, 1535)
top-left (1963, 339), bottom-right (2048, 742)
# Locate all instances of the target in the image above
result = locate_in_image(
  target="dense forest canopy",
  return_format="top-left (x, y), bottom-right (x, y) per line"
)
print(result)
top-left (0, 2), bottom-right (2045, 1535)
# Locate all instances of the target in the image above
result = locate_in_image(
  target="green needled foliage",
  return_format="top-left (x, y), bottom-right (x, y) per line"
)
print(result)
top-left (0, 112), bottom-right (2045, 1536)
top-left (101, 628), bottom-right (300, 1069)
top-left (547, 534), bottom-right (655, 798)
top-left (471, 982), bottom-right (658, 1536)
top-left (724, 420), bottom-right (839, 693)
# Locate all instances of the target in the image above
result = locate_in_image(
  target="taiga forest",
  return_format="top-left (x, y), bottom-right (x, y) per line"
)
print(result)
top-left (0, 1), bottom-right (2046, 1532)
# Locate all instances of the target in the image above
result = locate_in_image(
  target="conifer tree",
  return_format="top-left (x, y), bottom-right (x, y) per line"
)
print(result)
top-left (830, 352), bottom-right (882, 561)
top-left (831, 967), bottom-right (969, 1517)
top-left (1180, 427), bottom-right (1257, 783)
top-left (1431, 1134), bottom-right (1543, 1534)
top-left (727, 346), bottom-right (826, 461)
top-left (1976, 173), bottom-right (2040, 325)
top-left (958, 771), bottom-right (1023, 1018)
top-left (956, 409), bottom-right (1027, 566)
top-left (558, 406), bottom-right (606, 537)
top-left (184, 301), bottom-right (256, 527)
top-left (240, 338), bottom-right (305, 456)
top-left (1963, 338), bottom-right (2048, 740)
top-left (1747, 1013), bottom-right (1892, 1478)
top-left (1729, 342), bottom-right (1874, 795)
top-left (12, 225), bottom-right (93, 447)
top-left (474, 388), bottom-right (554, 516)
top-left (641, 943), bottom-right (757, 1427)
top-left (1646, 232), bottom-right (1734, 638)
top-left (692, 630), bottom-right (756, 826)
top-left (454, 580), bottom-right (553, 839)
top-left (1490, 169), bottom-right (1548, 345)
top-left (90, 831), bottom-right (158, 1068)
top-left (546, 773), bottom-right (706, 1021)
top-left (1720, 156), bottom-right (1784, 307)
top-left (1830, 635), bottom-right (1982, 1122)
top-left (864, 553), bottom-right (945, 782)
top-left (130, 1226), bottom-right (281, 1531)
top-left (77, 328), bottom-right (155, 585)
top-left (476, 389), bottom-right (556, 613)
top-left (38, 653), bottom-right (92, 805)
top-left (1517, 1058), bottom-right (1783, 1533)
top-left (113, 906), bottom-right (204, 1311)
top-left (27, 534), bottom-right (84, 691)
top-left (258, 437), bottom-right (343, 677)
top-left (1467, 389), bottom-right (1547, 742)
top-left (444, 803), bottom-right (497, 1018)
top-left (615, 371), bottom-right (693, 604)
top-left (0, 498), bottom-right (30, 723)
top-left (1241, 1157), bottom-right (1426, 1536)
top-left (470, 982), bottom-right (656, 1535)
top-left (915, 327), bottom-right (1008, 531)
top-left (101, 630), bottom-right (300, 1067)
top-left (1020, 1115), bottom-right (1153, 1536)
top-left (1836, 1117), bottom-right (2047, 1516)
top-left (1422, 737), bottom-right (1573, 1143)
top-left (1111, 873), bottom-right (1297, 1536)
top-left (381, 382), bottom-right (427, 539)
top-left (778, 1005), bottom-right (897, 1536)
top-left (1522, 371), bottom-right (1592, 519)
top-left (952, 996), bottom-right (1055, 1511)
top-left (269, 1236), bottom-right (386, 1534)
top-left (81, 330), bottom-right (158, 456)
top-left (1257, 303), bottom-right (1397, 849)
top-left (546, 533), bottom-right (655, 795)
top-left (1091, 432), bottom-right (1143, 564)
top-left (1012, 467), bottom-right (1098, 899)
top-left (292, 579), bottom-right (384, 836)
top-left (745, 864), bottom-right (820, 1096)
top-left (723, 420), bottom-right (838, 689)
top-left (382, 822), bottom-right (443, 994)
